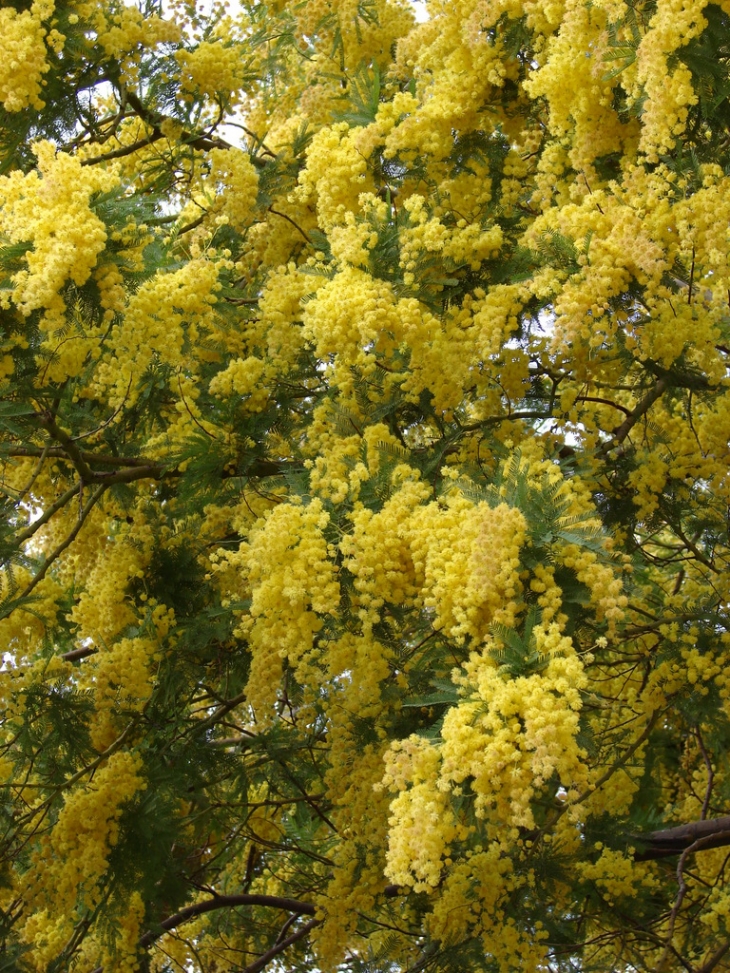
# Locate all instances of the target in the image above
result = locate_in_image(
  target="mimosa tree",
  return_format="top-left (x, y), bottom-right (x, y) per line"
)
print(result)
top-left (2, 0), bottom-right (730, 970)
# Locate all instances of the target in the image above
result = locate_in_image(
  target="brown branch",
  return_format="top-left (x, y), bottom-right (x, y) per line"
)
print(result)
top-left (16, 444), bottom-right (49, 501)
top-left (12, 430), bottom-right (164, 490)
top-left (35, 413), bottom-right (95, 482)
top-left (80, 131), bottom-right (165, 166)
top-left (14, 482), bottom-right (81, 543)
top-left (7, 446), bottom-right (161, 467)
top-left (192, 691), bottom-right (248, 737)
top-left (241, 918), bottom-right (320, 973)
top-left (460, 410), bottom-right (552, 432)
top-left (632, 815), bottom-right (730, 861)
top-left (18, 484), bottom-right (106, 601)
top-left (597, 377), bottom-right (667, 456)
top-left (61, 646), bottom-right (98, 662)
top-left (572, 709), bottom-right (663, 810)
top-left (696, 727), bottom-right (714, 820)
top-left (176, 213), bottom-right (207, 236)
top-left (119, 88), bottom-right (236, 156)
top-left (30, 417), bottom-right (171, 489)
top-left (697, 941), bottom-right (730, 973)
top-left (9, 446), bottom-right (289, 481)
top-left (268, 206), bottom-right (312, 244)
top-left (575, 395), bottom-right (632, 417)
top-left (89, 465), bottom-right (165, 485)
top-left (137, 894), bottom-right (317, 949)
top-left (653, 828), bottom-right (730, 971)
top-left (89, 895), bottom-right (318, 973)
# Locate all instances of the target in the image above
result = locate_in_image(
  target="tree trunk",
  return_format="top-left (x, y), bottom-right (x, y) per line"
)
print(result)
top-left (633, 816), bottom-right (730, 861)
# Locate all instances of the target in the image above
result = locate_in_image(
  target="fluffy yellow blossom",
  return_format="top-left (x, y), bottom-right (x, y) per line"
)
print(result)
top-left (296, 123), bottom-right (371, 231)
top-left (209, 355), bottom-right (268, 412)
top-left (381, 735), bottom-right (460, 890)
top-left (409, 499), bottom-right (528, 638)
top-left (340, 477), bottom-right (432, 629)
top-left (229, 499), bottom-right (340, 719)
top-left (0, 142), bottom-right (118, 346)
top-left (93, 257), bottom-right (220, 408)
top-left (441, 629), bottom-right (588, 824)
top-left (177, 40), bottom-right (247, 98)
top-left (578, 848), bottom-right (641, 904)
top-left (207, 147), bottom-right (259, 229)
top-left (0, 0), bottom-right (54, 112)
top-left (94, 4), bottom-right (181, 83)
top-left (23, 751), bottom-right (146, 920)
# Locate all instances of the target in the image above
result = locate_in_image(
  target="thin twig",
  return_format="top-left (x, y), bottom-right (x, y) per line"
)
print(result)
top-left (242, 919), bottom-right (320, 973)
top-left (696, 941), bottom-right (730, 973)
top-left (137, 894), bottom-right (317, 949)
top-left (572, 709), bottom-right (662, 809)
top-left (18, 484), bottom-right (106, 600)
top-left (268, 206), bottom-right (312, 244)
top-left (16, 445), bottom-right (49, 501)
top-left (15, 482), bottom-right (81, 543)
top-left (655, 831), bottom-right (730, 971)
top-left (80, 131), bottom-right (165, 166)
top-left (576, 395), bottom-right (632, 417)
top-left (696, 727), bottom-right (714, 820)
top-left (178, 374), bottom-right (220, 440)
top-left (597, 378), bottom-right (667, 456)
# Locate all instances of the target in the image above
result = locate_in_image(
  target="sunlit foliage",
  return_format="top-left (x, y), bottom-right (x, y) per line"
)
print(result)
top-left (2, 1), bottom-right (730, 971)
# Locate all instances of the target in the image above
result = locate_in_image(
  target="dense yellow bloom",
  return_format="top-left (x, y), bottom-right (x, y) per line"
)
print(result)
top-left (93, 257), bottom-right (220, 408)
top-left (230, 499), bottom-right (340, 718)
top-left (297, 124), bottom-right (371, 231)
top-left (177, 41), bottom-right (247, 99)
top-left (23, 752), bottom-right (146, 926)
top-left (3, 0), bottom-right (730, 969)
top-left (207, 147), bottom-right (259, 229)
top-left (0, 0), bottom-right (54, 112)
top-left (0, 143), bottom-right (118, 367)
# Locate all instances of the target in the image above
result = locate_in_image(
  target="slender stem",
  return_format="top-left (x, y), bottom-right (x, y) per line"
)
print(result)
top-left (18, 484), bottom-right (106, 601)
top-left (35, 413), bottom-right (95, 482)
top-left (696, 727), bottom-right (714, 820)
top-left (137, 894), bottom-right (317, 948)
top-left (15, 482), bottom-right (81, 543)
top-left (80, 131), bottom-right (165, 166)
top-left (597, 377), bottom-right (667, 456)
top-left (241, 918), bottom-right (320, 973)
top-left (572, 709), bottom-right (662, 809)
top-left (7, 446), bottom-right (161, 467)
top-left (268, 206), bottom-right (312, 244)
top-left (697, 941), bottom-right (730, 973)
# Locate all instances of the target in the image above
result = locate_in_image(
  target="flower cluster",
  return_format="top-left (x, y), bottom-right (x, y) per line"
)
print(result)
top-left (226, 499), bottom-right (340, 719)
top-left (207, 147), bottom-right (259, 229)
top-left (0, 142), bottom-right (118, 369)
top-left (381, 627), bottom-right (589, 892)
top-left (208, 355), bottom-right (268, 412)
top-left (296, 123), bottom-right (370, 231)
top-left (380, 735), bottom-right (461, 890)
top-left (0, 0), bottom-right (54, 112)
top-left (23, 751), bottom-right (146, 924)
top-left (340, 476), bottom-right (431, 630)
top-left (93, 257), bottom-right (220, 409)
top-left (409, 499), bottom-right (528, 638)
top-left (177, 41), bottom-right (247, 99)
top-left (93, 4), bottom-right (181, 83)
